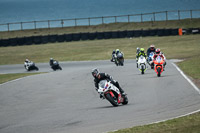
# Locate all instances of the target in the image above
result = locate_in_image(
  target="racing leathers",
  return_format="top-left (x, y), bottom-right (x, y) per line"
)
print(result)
top-left (136, 51), bottom-right (147, 60)
top-left (147, 47), bottom-right (156, 57)
top-left (93, 73), bottom-right (125, 97)
top-left (153, 53), bottom-right (166, 68)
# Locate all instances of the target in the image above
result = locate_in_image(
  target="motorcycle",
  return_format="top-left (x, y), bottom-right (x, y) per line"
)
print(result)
top-left (24, 61), bottom-right (39, 71)
top-left (51, 60), bottom-right (62, 71)
top-left (114, 53), bottom-right (124, 66)
top-left (147, 52), bottom-right (154, 69)
top-left (137, 55), bottom-right (147, 74)
top-left (153, 56), bottom-right (164, 77)
top-left (98, 80), bottom-right (128, 107)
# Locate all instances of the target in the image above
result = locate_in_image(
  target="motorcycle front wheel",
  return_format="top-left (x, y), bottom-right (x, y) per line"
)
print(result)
top-left (157, 67), bottom-right (161, 77)
top-left (105, 93), bottom-right (118, 107)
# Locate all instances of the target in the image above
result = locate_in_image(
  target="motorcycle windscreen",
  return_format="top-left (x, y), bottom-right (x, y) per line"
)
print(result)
top-left (98, 80), bottom-right (107, 89)
top-left (156, 56), bottom-right (162, 63)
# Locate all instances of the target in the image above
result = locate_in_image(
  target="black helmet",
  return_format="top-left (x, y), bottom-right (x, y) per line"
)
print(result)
top-left (92, 68), bottom-right (100, 78)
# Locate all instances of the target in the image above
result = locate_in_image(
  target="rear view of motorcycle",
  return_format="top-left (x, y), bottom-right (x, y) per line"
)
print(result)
top-left (137, 55), bottom-right (147, 74)
top-left (153, 56), bottom-right (164, 77)
top-left (98, 80), bottom-right (128, 107)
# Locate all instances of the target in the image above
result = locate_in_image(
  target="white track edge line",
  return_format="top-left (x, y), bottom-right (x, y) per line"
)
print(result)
top-left (172, 62), bottom-right (200, 94)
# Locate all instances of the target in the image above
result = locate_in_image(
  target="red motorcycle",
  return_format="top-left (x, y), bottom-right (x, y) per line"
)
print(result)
top-left (153, 56), bottom-right (164, 77)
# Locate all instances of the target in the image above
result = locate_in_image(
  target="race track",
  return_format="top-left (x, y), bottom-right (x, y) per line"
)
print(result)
top-left (0, 60), bottom-right (200, 133)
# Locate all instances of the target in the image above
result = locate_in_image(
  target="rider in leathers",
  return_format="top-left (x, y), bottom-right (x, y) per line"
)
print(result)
top-left (153, 48), bottom-right (166, 69)
top-left (92, 68), bottom-right (125, 98)
top-left (147, 44), bottom-right (156, 57)
top-left (136, 48), bottom-right (147, 60)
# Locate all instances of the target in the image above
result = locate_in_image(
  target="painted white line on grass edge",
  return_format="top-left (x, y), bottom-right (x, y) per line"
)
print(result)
top-left (172, 62), bottom-right (200, 95)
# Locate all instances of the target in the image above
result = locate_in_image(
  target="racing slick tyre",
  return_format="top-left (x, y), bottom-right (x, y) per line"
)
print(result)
top-left (157, 67), bottom-right (161, 77)
top-left (105, 93), bottom-right (119, 107)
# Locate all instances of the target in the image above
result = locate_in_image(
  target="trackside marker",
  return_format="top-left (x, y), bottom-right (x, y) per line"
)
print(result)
top-left (172, 62), bottom-right (200, 95)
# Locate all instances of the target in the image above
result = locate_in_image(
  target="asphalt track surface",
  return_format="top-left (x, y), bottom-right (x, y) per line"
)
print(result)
top-left (0, 60), bottom-right (200, 133)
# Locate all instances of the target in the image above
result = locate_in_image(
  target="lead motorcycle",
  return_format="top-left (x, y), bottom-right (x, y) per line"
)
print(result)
top-left (24, 61), bottom-right (39, 71)
top-left (137, 55), bottom-right (147, 74)
top-left (114, 53), bottom-right (124, 66)
top-left (51, 60), bottom-right (62, 71)
top-left (98, 80), bottom-right (128, 107)
top-left (153, 56), bottom-right (164, 77)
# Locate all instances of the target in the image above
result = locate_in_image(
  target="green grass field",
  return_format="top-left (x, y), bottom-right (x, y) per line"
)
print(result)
top-left (0, 34), bottom-right (200, 65)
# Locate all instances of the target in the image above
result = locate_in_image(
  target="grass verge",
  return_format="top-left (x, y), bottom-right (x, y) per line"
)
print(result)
top-left (0, 73), bottom-right (45, 84)
top-left (110, 112), bottom-right (200, 133)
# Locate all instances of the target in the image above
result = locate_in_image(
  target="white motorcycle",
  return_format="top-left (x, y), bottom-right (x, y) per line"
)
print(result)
top-left (98, 80), bottom-right (128, 107)
top-left (147, 52), bottom-right (154, 69)
top-left (24, 61), bottom-right (39, 71)
top-left (137, 55), bottom-right (147, 74)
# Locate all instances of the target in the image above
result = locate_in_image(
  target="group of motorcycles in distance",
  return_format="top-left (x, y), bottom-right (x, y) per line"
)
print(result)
top-left (24, 58), bottom-right (62, 71)
top-left (110, 47), bottom-right (166, 77)
top-left (136, 48), bottom-right (166, 77)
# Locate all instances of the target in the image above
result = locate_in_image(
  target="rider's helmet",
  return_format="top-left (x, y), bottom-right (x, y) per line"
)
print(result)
top-left (50, 58), bottom-right (53, 61)
top-left (150, 44), bottom-right (155, 51)
top-left (140, 48), bottom-right (144, 53)
top-left (136, 47), bottom-right (140, 53)
top-left (92, 68), bottom-right (100, 78)
top-left (25, 59), bottom-right (29, 62)
top-left (155, 48), bottom-right (160, 54)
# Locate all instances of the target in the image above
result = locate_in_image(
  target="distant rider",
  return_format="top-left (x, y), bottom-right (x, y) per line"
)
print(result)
top-left (147, 44), bottom-right (156, 57)
top-left (136, 48), bottom-right (147, 60)
top-left (49, 58), bottom-right (54, 67)
top-left (110, 50), bottom-right (116, 62)
top-left (153, 48), bottom-right (165, 60)
top-left (136, 47), bottom-right (140, 54)
top-left (153, 48), bottom-right (166, 68)
top-left (92, 68), bottom-right (126, 98)
top-left (115, 49), bottom-right (124, 59)
top-left (24, 59), bottom-right (32, 70)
